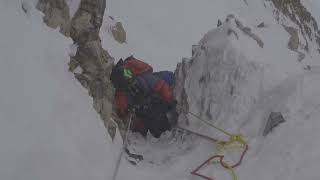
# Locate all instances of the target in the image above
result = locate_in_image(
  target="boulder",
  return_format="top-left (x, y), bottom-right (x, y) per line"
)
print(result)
top-left (111, 22), bottom-right (126, 43)
top-left (174, 20), bottom-right (264, 136)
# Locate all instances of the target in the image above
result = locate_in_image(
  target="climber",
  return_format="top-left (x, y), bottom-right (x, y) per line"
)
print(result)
top-left (110, 56), bottom-right (178, 138)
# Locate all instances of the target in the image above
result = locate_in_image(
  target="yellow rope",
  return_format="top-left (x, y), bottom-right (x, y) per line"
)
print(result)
top-left (219, 134), bottom-right (247, 147)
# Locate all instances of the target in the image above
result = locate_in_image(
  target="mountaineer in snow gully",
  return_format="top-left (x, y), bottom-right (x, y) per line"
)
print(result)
top-left (110, 56), bottom-right (178, 138)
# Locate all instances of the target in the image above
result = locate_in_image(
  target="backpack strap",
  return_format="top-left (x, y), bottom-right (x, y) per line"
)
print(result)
top-left (123, 56), bottom-right (153, 75)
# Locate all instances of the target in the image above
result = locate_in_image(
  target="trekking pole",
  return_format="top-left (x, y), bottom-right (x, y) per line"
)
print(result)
top-left (111, 110), bottom-right (134, 180)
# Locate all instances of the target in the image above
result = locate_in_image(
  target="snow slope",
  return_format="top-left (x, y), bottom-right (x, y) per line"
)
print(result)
top-left (174, 21), bottom-right (320, 180)
top-left (1, 0), bottom-right (320, 180)
top-left (101, 0), bottom-right (320, 180)
top-left (239, 69), bottom-right (320, 180)
top-left (0, 1), bottom-right (114, 180)
top-left (112, 18), bottom-right (320, 180)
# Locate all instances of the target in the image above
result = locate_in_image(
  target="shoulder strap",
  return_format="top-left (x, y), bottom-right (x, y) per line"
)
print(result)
top-left (123, 56), bottom-right (153, 75)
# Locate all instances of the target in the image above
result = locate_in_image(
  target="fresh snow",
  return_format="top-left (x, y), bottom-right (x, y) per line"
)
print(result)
top-left (1, 0), bottom-right (320, 180)
top-left (181, 23), bottom-right (320, 180)
top-left (102, 0), bottom-right (320, 179)
top-left (112, 19), bottom-right (320, 180)
top-left (0, 1), bottom-right (114, 180)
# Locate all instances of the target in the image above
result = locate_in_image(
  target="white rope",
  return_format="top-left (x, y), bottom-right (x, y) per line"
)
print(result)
top-left (111, 112), bottom-right (133, 180)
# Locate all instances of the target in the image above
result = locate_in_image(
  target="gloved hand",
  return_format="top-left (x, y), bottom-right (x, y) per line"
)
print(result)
top-left (167, 100), bottom-right (178, 110)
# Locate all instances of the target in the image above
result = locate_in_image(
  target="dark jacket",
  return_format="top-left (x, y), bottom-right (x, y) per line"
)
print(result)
top-left (113, 57), bottom-right (173, 116)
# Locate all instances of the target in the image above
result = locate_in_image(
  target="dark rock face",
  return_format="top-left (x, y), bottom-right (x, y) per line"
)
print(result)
top-left (232, 16), bottom-right (264, 48)
top-left (69, 0), bottom-right (106, 44)
top-left (174, 58), bottom-right (191, 125)
top-left (263, 112), bottom-right (286, 136)
top-left (257, 22), bottom-right (265, 28)
top-left (271, 0), bottom-right (320, 51)
top-left (68, 0), bottom-right (118, 140)
top-left (111, 22), bottom-right (127, 44)
top-left (283, 25), bottom-right (299, 51)
top-left (283, 25), bottom-right (306, 61)
top-left (173, 19), bottom-right (264, 140)
top-left (37, 0), bottom-right (118, 139)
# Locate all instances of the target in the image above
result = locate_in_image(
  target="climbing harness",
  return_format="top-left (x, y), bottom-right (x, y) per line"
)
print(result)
top-left (112, 111), bottom-right (134, 180)
top-left (188, 112), bottom-right (249, 180)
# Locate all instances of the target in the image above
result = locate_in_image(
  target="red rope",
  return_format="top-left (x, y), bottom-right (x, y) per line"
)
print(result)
top-left (191, 155), bottom-right (224, 180)
top-left (191, 144), bottom-right (249, 180)
top-left (221, 144), bottom-right (248, 169)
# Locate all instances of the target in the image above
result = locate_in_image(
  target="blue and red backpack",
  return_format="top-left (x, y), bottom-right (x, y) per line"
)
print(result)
top-left (110, 56), bottom-right (174, 116)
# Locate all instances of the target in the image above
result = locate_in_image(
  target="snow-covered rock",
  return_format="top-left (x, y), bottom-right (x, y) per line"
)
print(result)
top-left (175, 19), bottom-right (264, 138)
top-left (105, 16), bottom-right (127, 44)
top-left (270, 0), bottom-right (320, 52)
top-left (5, 0), bottom-right (320, 180)
top-left (172, 13), bottom-right (320, 180)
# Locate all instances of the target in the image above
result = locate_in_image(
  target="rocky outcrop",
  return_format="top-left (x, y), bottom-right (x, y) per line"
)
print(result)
top-left (111, 21), bottom-right (126, 43)
top-left (271, 0), bottom-right (320, 51)
top-left (230, 15), bottom-right (264, 48)
top-left (69, 0), bottom-right (106, 43)
top-left (263, 112), bottom-right (285, 136)
top-left (174, 58), bottom-right (191, 124)
top-left (36, 0), bottom-right (71, 36)
top-left (219, 15), bottom-right (264, 48)
top-left (174, 20), bottom-right (264, 136)
top-left (37, 0), bottom-right (118, 139)
top-left (257, 22), bottom-right (266, 28)
top-left (283, 25), bottom-right (306, 61)
top-left (105, 16), bottom-right (127, 44)
top-left (283, 25), bottom-right (299, 51)
top-left (67, 0), bottom-right (119, 140)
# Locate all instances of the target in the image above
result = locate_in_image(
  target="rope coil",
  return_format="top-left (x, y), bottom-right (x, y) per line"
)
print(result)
top-left (188, 112), bottom-right (249, 180)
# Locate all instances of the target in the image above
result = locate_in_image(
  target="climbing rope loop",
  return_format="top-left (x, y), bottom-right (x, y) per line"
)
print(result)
top-left (188, 112), bottom-right (249, 180)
